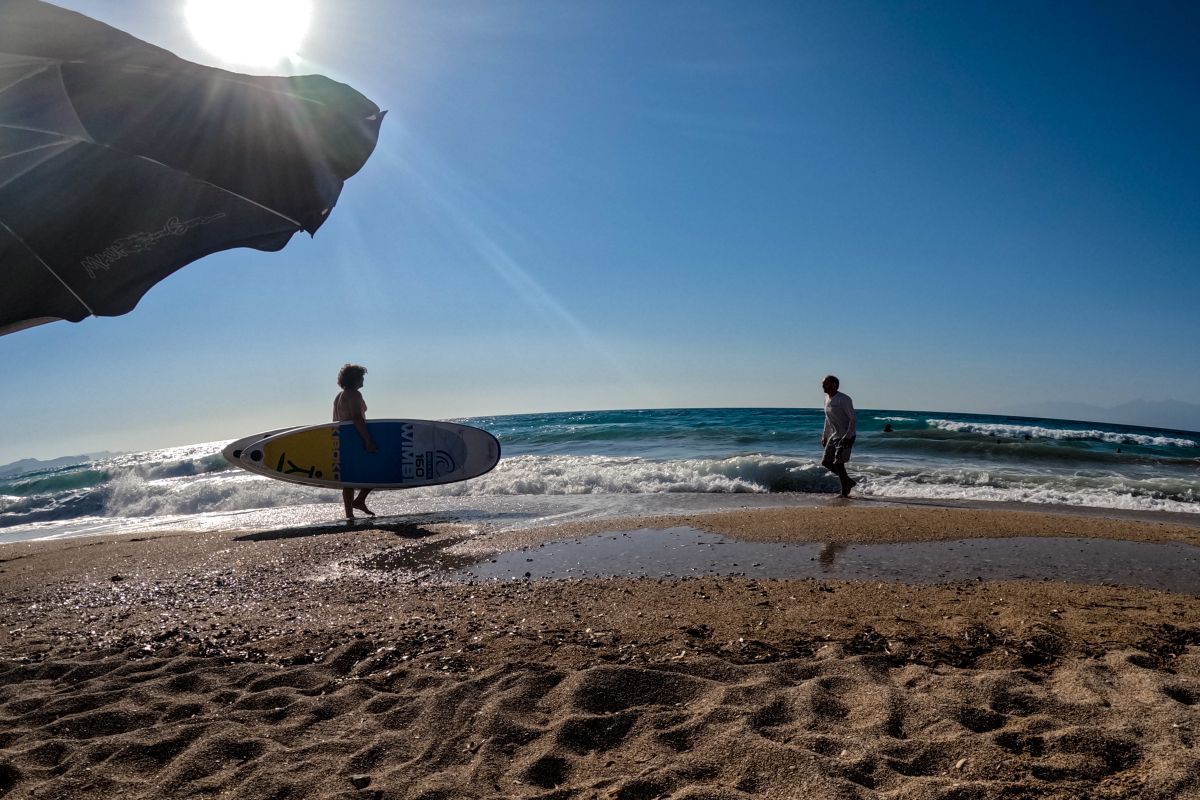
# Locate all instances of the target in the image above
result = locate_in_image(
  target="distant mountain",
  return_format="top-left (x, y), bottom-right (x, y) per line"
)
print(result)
top-left (1007, 399), bottom-right (1200, 433)
top-left (0, 452), bottom-right (119, 479)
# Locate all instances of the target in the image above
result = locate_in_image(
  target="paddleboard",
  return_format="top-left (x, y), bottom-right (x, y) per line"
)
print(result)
top-left (236, 419), bottom-right (501, 490)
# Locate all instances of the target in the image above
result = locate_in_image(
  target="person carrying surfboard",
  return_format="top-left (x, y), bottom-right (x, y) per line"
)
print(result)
top-left (820, 374), bottom-right (858, 497)
top-left (334, 363), bottom-right (378, 519)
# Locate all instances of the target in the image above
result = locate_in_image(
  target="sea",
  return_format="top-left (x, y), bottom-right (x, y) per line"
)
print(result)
top-left (2, 408), bottom-right (1198, 544)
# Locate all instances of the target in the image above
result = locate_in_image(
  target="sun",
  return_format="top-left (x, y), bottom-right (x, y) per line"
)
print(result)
top-left (185, 0), bottom-right (313, 67)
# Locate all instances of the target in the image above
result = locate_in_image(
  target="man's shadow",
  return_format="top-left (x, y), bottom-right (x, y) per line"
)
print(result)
top-left (234, 519), bottom-right (440, 543)
top-left (233, 519), bottom-right (497, 574)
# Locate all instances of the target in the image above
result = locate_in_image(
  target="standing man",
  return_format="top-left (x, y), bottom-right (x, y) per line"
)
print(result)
top-left (334, 363), bottom-right (379, 519)
top-left (820, 374), bottom-right (857, 497)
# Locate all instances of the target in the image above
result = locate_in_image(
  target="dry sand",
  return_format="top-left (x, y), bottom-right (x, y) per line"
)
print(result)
top-left (3, 506), bottom-right (1200, 798)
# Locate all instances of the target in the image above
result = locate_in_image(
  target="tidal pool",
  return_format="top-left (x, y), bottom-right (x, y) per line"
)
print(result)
top-left (451, 527), bottom-right (1200, 594)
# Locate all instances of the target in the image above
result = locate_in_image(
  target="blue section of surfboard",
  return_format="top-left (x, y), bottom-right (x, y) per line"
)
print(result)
top-left (236, 419), bottom-right (501, 490)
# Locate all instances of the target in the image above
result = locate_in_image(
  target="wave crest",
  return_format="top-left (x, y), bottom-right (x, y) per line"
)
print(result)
top-left (927, 420), bottom-right (1197, 448)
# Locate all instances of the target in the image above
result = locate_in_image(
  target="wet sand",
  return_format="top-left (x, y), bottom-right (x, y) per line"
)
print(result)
top-left (3, 506), bottom-right (1200, 798)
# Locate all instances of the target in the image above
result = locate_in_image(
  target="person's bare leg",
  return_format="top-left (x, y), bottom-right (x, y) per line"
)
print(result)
top-left (353, 488), bottom-right (375, 516)
top-left (823, 460), bottom-right (856, 497)
top-left (342, 488), bottom-right (355, 519)
top-left (833, 464), bottom-right (856, 497)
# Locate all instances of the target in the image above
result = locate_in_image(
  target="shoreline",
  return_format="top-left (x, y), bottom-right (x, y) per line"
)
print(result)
top-left (4, 505), bottom-right (1200, 798)
top-left (4, 492), bottom-right (1199, 549)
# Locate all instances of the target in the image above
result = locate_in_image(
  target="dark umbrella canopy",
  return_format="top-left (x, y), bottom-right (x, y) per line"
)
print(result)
top-left (0, 0), bottom-right (384, 335)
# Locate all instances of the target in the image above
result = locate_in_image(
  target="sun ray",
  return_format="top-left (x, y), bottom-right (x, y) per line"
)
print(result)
top-left (377, 130), bottom-right (659, 401)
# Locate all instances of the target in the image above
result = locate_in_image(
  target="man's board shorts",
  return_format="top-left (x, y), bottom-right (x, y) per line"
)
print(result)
top-left (823, 436), bottom-right (856, 466)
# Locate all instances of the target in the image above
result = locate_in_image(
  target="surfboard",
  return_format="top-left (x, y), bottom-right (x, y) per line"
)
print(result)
top-left (235, 419), bottom-right (501, 490)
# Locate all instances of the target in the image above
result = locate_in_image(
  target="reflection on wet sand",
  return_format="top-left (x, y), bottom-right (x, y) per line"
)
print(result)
top-left (819, 542), bottom-right (848, 571)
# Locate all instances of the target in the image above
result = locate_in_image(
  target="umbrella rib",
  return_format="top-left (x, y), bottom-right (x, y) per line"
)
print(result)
top-left (96, 63), bottom-right (364, 111)
top-left (0, 58), bottom-right (338, 110)
top-left (0, 61), bottom-right (52, 95)
top-left (54, 64), bottom-right (306, 227)
top-left (0, 62), bottom-right (94, 141)
top-left (0, 124), bottom-right (306, 229)
top-left (0, 218), bottom-right (96, 318)
top-left (0, 123), bottom-right (79, 136)
top-left (0, 139), bottom-right (74, 192)
top-left (0, 140), bottom-right (69, 159)
top-left (3, 62), bottom-right (333, 230)
top-left (129, 155), bottom-right (306, 228)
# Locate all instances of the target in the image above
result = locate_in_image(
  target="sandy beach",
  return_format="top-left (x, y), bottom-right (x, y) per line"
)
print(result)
top-left (4, 506), bottom-right (1200, 799)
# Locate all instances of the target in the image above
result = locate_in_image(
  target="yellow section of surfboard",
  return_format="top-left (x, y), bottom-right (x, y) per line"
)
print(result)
top-left (258, 425), bottom-right (340, 483)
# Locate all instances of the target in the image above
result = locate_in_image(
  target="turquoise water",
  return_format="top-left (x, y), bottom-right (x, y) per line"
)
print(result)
top-left (1, 408), bottom-right (1197, 540)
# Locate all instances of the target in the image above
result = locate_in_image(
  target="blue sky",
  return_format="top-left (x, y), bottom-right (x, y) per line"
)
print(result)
top-left (3, 0), bottom-right (1199, 462)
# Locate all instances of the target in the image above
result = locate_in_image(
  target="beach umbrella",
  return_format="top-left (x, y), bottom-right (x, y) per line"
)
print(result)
top-left (0, 0), bottom-right (384, 335)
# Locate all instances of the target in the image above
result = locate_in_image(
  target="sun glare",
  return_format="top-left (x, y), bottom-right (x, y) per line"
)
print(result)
top-left (185, 0), bottom-right (313, 67)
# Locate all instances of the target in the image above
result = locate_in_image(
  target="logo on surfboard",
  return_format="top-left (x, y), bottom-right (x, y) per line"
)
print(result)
top-left (399, 423), bottom-right (455, 480)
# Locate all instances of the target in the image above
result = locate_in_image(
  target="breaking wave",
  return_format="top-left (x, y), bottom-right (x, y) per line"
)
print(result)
top-left (927, 419), bottom-right (1197, 448)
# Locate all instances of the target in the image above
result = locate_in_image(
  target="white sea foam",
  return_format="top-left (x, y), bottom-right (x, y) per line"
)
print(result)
top-left (100, 469), bottom-right (326, 518)
top-left (405, 455), bottom-right (839, 497)
top-left (928, 419), bottom-right (1197, 448)
top-left (70, 454), bottom-right (840, 520)
top-left (860, 479), bottom-right (1200, 514)
top-left (853, 464), bottom-right (1199, 514)
top-left (874, 416), bottom-right (915, 422)
top-left (77, 453), bottom-right (1198, 521)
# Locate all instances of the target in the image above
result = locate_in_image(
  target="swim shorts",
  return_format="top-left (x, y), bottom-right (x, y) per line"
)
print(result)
top-left (823, 436), bottom-right (855, 466)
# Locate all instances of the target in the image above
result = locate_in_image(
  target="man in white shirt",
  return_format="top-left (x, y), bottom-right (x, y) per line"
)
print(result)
top-left (820, 374), bottom-right (857, 497)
